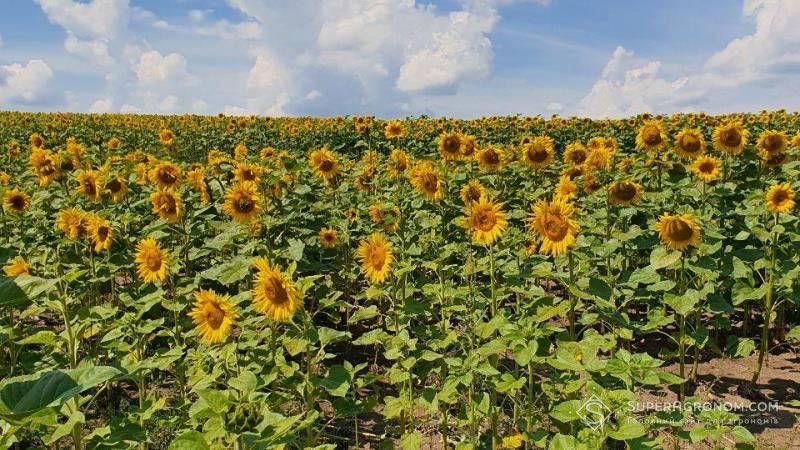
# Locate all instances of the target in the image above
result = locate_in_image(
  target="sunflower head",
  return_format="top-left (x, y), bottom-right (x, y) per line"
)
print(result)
top-left (462, 196), bottom-right (507, 246)
top-left (150, 189), bottom-right (183, 223)
top-left (563, 141), bottom-right (588, 166)
top-left (387, 149), bottom-right (409, 178)
top-left (765, 183), bottom-right (795, 214)
top-left (251, 258), bottom-right (301, 321)
top-left (713, 120), bottom-right (749, 155)
top-left (188, 290), bottom-right (237, 344)
top-left (76, 170), bottom-right (103, 202)
top-left (520, 136), bottom-right (554, 170)
top-left (3, 189), bottom-right (30, 214)
top-left (437, 132), bottom-right (463, 161)
top-left (476, 145), bottom-right (505, 171)
top-left (461, 135), bottom-right (477, 158)
top-left (528, 197), bottom-right (580, 256)
top-left (409, 161), bottom-right (443, 201)
top-left (357, 233), bottom-right (394, 284)
top-left (235, 162), bottom-right (261, 184)
top-left (135, 238), bottom-right (169, 284)
top-left (555, 176), bottom-right (577, 201)
top-left (756, 130), bottom-right (787, 155)
top-left (319, 227), bottom-right (339, 248)
top-left (384, 119), bottom-right (405, 139)
top-left (308, 147), bottom-right (340, 182)
top-left (656, 214), bottom-right (701, 251)
top-left (149, 162), bottom-right (182, 190)
top-left (56, 208), bottom-right (89, 240)
top-left (607, 180), bottom-right (642, 205)
top-left (635, 120), bottom-right (667, 151)
top-left (3, 256), bottom-right (29, 277)
top-left (87, 215), bottom-right (113, 253)
top-left (105, 177), bottom-right (128, 203)
top-left (673, 128), bottom-right (706, 159)
top-left (223, 181), bottom-right (262, 223)
top-left (460, 180), bottom-right (485, 205)
top-left (158, 129), bottom-right (174, 146)
top-left (691, 156), bottom-right (721, 182)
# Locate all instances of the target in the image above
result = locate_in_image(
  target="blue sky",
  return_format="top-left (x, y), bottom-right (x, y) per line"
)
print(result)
top-left (1, 0), bottom-right (798, 117)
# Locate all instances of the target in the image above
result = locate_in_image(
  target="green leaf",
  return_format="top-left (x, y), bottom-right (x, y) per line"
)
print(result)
top-left (168, 431), bottom-right (210, 450)
top-left (650, 248), bottom-right (682, 270)
top-left (731, 426), bottom-right (755, 443)
top-left (349, 305), bottom-right (379, 323)
top-left (286, 238), bottom-right (305, 261)
top-left (199, 256), bottom-right (253, 286)
top-left (549, 400), bottom-right (583, 423)
top-left (318, 365), bottom-right (350, 397)
top-left (399, 431), bottom-right (422, 450)
top-left (608, 420), bottom-right (646, 440)
top-left (0, 366), bottom-right (120, 420)
top-left (0, 276), bottom-right (59, 308)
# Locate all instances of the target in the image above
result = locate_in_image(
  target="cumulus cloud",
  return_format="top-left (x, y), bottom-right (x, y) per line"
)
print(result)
top-left (580, 0), bottom-right (800, 117)
top-left (89, 97), bottom-right (113, 113)
top-left (134, 50), bottom-right (192, 85)
top-left (33, 0), bottom-right (128, 39)
top-left (0, 60), bottom-right (55, 104)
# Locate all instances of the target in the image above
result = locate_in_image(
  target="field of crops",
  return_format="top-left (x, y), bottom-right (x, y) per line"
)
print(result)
top-left (0, 111), bottom-right (798, 449)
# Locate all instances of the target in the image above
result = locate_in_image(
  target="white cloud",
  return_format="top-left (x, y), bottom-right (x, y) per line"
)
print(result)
top-left (33, 0), bottom-right (128, 39)
top-left (546, 102), bottom-right (565, 112)
top-left (64, 34), bottom-right (113, 66)
top-left (579, 0), bottom-right (800, 117)
top-left (89, 98), bottom-right (113, 113)
top-left (305, 90), bottom-right (322, 100)
top-left (134, 50), bottom-right (191, 85)
top-left (0, 60), bottom-right (55, 104)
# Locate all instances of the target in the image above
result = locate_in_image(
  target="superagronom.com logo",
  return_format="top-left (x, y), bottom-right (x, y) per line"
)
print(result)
top-left (576, 394), bottom-right (613, 431)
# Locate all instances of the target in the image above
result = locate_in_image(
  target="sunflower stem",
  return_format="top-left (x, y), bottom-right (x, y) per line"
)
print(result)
top-left (751, 212), bottom-right (778, 387)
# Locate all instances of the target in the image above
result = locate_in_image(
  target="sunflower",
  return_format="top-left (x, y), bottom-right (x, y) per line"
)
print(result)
top-left (3, 256), bottom-right (29, 277)
top-left (555, 176), bottom-right (577, 200)
top-left (251, 258), bottom-right (301, 321)
top-left (87, 216), bottom-right (113, 252)
top-left (188, 290), bottom-right (237, 344)
top-left (607, 180), bottom-right (642, 205)
top-left (187, 167), bottom-right (210, 203)
top-left (672, 128), bottom-right (706, 159)
top-left (387, 149), bottom-right (409, 179)
top-left (691, 156), bottom-right (721, 182)
top-left (135, 239), bottom-right (169, 284)
top-left (56, 208), bottom-right (89, 240)
top-left (223, 181), bottom-right (262, 223)
top-left (319, 227), bottom-right (339, 248)
top-left (357, 233), bottom-right (393, 283)
top-left (76, 170), bottom-right (103, 202)
top-left (3, 189), bottom-right (30, 214)
top-left (583, 174), bottom-right (602, 194)
top-left (656, 214), bottom-right (700, 251)
top-left (384, 120), bottom-right (405, 138)
top-left (149, 161), bottom-right (182, 190)
top-left (107, 137), bottom-right (121, 150)
top-left (563, 141), bottom-right (588, 166)
top-left (528, 197), bottom-right (580, 256)
top-left (235, 162), bottom-right (261, 184)
top-left (150, 189), bottom-right (183, 223)
top-left (460, 180), bottom-right (485, 204)
top-left (461, 134), bottom-right (477, 158)
top-left (105, 177), bottom-right (128, 203)
top-left (635, 120), bottom-right (667, 151)
top-left (462, 196), bottom-right (507, 246)
top-left (29, 133), bottom-right (44, 149)
top-left (368, 203), bottom-right (400, 233)
top-left (765, 183), bottom-right (795, 213)
top-left (713, 120), bottom-right (749, 155)
top-left (437, 132), bottom-right (462, 161)
top-left (520, 136), bottom-right (554, 170)
top-left (309, 147), bottom-right (340, 182)
top-left (409, 161), bottom-right (443, 201)
top-left (583, 146), bottom-right (613, 172)
top-left (158, 129), bottom-right (174, 146)
top-left (476, 145), bottom-right (505, 171)
top-left (791, 132), bottom-right (800, 149)
top-left (234, 143), bottom-right (248, 160)
top-left (28, 148), bottom-right (60, 186)
top-left (756, 130), bottom-right (788, 156)
top-left (761, 151), bottom-right (789, 168)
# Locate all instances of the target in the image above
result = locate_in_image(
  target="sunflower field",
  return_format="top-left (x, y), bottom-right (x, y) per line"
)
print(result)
top-left (0, 111), bottom-right (799, 449)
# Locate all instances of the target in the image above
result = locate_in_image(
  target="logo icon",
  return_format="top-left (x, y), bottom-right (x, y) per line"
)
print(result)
top-left (576, 394), bottom-right (612, 431)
